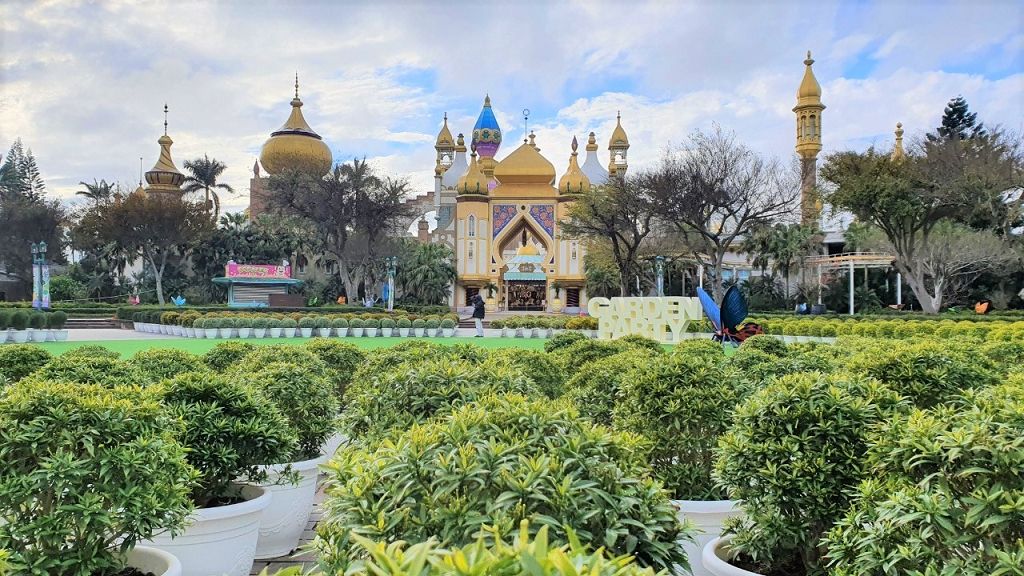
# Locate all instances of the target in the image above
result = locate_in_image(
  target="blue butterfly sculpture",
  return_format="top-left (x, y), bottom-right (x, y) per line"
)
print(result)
top-left (171, 296), bottom-right (187, 307)
top-left (697, 285), bottom-right (763, 345)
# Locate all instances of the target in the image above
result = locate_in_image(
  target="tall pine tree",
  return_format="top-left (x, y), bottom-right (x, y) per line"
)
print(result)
top-left (0, 139), bottom-right (46, 200)
top-left (928, 96), bottom-right (986, 142)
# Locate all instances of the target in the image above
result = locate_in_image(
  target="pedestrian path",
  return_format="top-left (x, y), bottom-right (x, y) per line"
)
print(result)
top-left (250, 485), bottom-right (325, 574)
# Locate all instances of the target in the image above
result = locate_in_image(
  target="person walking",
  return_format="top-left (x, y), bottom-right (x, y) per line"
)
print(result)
top-left (471, 293), bottom-right (486, 337)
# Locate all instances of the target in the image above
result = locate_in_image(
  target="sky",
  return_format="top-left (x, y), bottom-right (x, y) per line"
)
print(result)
top-left (1, 0), bottom-right (1022, 215)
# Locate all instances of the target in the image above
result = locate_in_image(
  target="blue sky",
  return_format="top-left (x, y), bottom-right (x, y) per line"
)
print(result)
top-left (1, 0), bottom-right (1021, 213)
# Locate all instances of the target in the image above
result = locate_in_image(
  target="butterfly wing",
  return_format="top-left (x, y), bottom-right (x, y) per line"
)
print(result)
top-left (697, 287), bottom-right (723, 333)
top-left (720, 285), bottom-right (748, 332)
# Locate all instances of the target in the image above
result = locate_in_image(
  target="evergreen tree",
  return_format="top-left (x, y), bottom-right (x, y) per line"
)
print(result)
top-left (928, 96), bottom-right (985, 142)
top-left (0, 139), bottom-right (46, 200)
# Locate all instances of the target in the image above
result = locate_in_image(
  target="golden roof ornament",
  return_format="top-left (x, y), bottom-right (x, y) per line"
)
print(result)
top-left (493, 140), bottom-right (557, 185)
top-left (259, 74), bottom-right (333, 176)
top-left (558, 135), bottom-right (591, 195)
top-left (586, 131), bottom-right (598, 152)
top-left (609, 111), bottom-right (629, 148)
top-left (455, 132), bottom-right (466, 152)
top-left (144, 104), bottom-right (185, 198)
top-left (435, 112), bottom-right (454, 147)
top-left (891, 122), bottom-right (906, 162)
top-left (797, 50), bottom-right (823, 101)
top-left (457, 144), bottom-right (488, 195)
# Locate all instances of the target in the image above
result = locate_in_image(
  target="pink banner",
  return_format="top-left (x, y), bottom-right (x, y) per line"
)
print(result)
top-left (225, 263), bottom-right (291, 279)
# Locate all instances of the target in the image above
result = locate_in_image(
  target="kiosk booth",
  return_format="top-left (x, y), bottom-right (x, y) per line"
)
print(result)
top-left (503, 247), bottom-right (547, 311)
top-left (211, 261), bottom-right (303, 308)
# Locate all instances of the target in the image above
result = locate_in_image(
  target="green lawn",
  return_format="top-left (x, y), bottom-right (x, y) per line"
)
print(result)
top-left (31, 336), bottom-right (550, 358)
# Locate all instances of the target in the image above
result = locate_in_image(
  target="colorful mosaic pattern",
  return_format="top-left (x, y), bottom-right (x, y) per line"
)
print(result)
top-left (492, 204), bottom-right (517, 239)
top-left (529, 204), bottom-right (555, 238)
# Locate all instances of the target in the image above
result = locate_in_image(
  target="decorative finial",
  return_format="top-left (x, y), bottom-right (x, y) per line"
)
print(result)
top-left (896, 121), bottom-right (903, 133)
top-left (139, 157), bottom-right (144, 186)
top-left (443, 112), bottom-right (448, 122)
top-left (523, 108), bottom-right (530, 144)
top-left (571, 135), bottom-right (578, 154)
top-left (617, 110), bottom-right (621, 122)
top-left (484, 94), bottom-right (491, 107)
top-left (471, 142), bottom-right (477, 156)
top-left (163, 103), bottom-right (168, 135)
top-left (804, 50), bottom-right (814, 66)
top-left (295, 72), bottom-right (299, 99)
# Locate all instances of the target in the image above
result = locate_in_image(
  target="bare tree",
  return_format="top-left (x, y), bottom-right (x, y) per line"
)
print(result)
top-left (647, 126), bottom-right (800, 300)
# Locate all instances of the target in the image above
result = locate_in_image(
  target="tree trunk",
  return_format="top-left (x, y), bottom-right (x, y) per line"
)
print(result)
top-left (147, 252), bottom-right (166, 305)
top-left (896, 261), bottom-right (940, 314)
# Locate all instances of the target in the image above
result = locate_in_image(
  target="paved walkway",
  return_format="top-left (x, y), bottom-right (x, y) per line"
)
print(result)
top-left (65, 328), bottom-right (176, 341)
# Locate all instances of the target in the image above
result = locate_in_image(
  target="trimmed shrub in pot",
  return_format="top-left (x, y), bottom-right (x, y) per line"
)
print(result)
top-left (714, 373), bottom-right (907, 575)
top-left (144, 371), bottom-right (297, 576)
top-left (239, 361), bottom-right (339, 559)
top-left (0, 380), bottom-right (194, 575)
top-left (28, 312), bottom-right (46, 341)
top-left (412, 317), bottom-right (426, 337)
top-left (316, 394), bottom-right (691, 573)
top-left (0, 345), bottom-right (52, 385)
top-left (348, 317), bottom-right (364, 337)
top-left (235, 317), bottom-right (253, 339)
top-left (314, 315), bottom-right (331, 337)
top-left (279, 317), bottom-right (297, 338)
top-left (0, 309), bottom-right (10, 343)
top-left (46, 311), bottom-right (69, 341)
top-left (330, 317), bottom-right (349, 337)
top-left (439, 317), bottom-right (456, 337)
top-left (251, 317), bottom-right (270, 338)
top-left (380, 317), bottom-right (396, 337)
top-left (824, 380), bottom-right (1024, 576)
top-left (395, 315), bottom-right (411, 334)
top-left (267, 318), bottom-right (284, 338)
top-left (9, 311), bottom-right (28, 343)
top-left (129, 349), bottom-right (207, 383)
top-left (362, 317), bottom-right (380, 337)
top-left (425, 317), bottom-right (440, 337)
top-left (218, 317), bottom-right (236, 339)
top-left (299, 316), bottom-right (316, 338)
top-left (202, 317), bottom-right (220, 339)
top-left (303, 339), bottom-right (365, 403)
top-left (203, 341), bottom-right (257, 372)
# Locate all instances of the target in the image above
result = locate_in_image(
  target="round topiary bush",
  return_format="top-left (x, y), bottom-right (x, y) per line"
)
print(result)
top-left (202, 341), bottom-right (258, 372)
top-left (543, 330), bottom-right (589, 353)
top-left (979, 340), bottom-right (1024, 376)
top-left (315, 394), bottom-right (689, 573)
top-left (0, 380), bottom-right (194, 575)
top-left (129, 348), bottom-right (207, 383)
top-left (341, 357), bottom-right (541, 443)
top-left (825, 380), bottom-right (1024, 576)
top-left (615, 353), bottom-right (749, 500)
top-left (60, 344), bottom-right (120, 360)
top-left (0, 345), bottom-right (52, 385)
top-left (564, 348), bottom-right (662, 426)
top-left (847, 340), bottom-right (999, 407)
top-left (616, 334), bottom-right (664, 354)
top-left (304, 339), bottom-right (366, 401)
top-left (234, 344), bottom-right (330, 378)
top-left (670, 338), bottom-right (725, 362)
top-left (9, 311), bottom-right (28, 331)
top-left (739, 334), bottom-right (788, 357)
top-left (351, 340), bottom-right (457, 383)
top-left (27, 355), bottom-right (144, 388)
top-left (160, 371), bottom-right (297, 507)
top-left (550, 339), bottom-right (633, 371)
top-left (482, 348), bottom-right (565, 398)
top-left (239, 361), bottom-right (339, 460)
top-left (715, 372), bottom-right (907, 575)
top-left (28, 312), bottom-right (45, 330)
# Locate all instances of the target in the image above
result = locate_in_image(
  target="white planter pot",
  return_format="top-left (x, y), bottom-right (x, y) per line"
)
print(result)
top-left (501, 328), bottom-right (509, 338)
top-left (269, 328), bottom-right (283, 338)
top-left (144, 484), bottom-right (271, 576)
top-left (238, 327), bottom-right (252, 339)
top-left (300, 328), bottom-right (314, 338)
top-left (318, 328), bottom-right (331, 338)
top-left (414, 328), bottom-right (425, 337)
top-left (381, 328), bottom-right (393, 337)
top-left (125, 545), bottom-right (182, 576)
top-left (364, 328), bottom-right (378, 337)
top-left (334, 327), bottom-right (348, 337)
top-left (204, 328), bottom-right (219, 339)
top-left (398, 328), bottom-right (410, 337)
top-left (254, 454), bottom-right (327, 559)
top-left (29, 329), bottom-right (47, 342)
top-left (702, 535), bottom-right (763, 576)
top-left (219, 328), bottom-right (234, 339)
top-left (322, 431), bottom-right (347, 458)
top-left (253, 328), bottom-right (267, 339)
top-left (443, 328), bottom-right (455, 337)
top-left (673, 500), bottom-right (742, 576)
top-left (351, 328), bottom-right (364, 337)
top-left (425, 328), bottom-right (436, 337)
top-left (43, 329), bottom-right (55, 341)
top-left (285, 328), bottom-right (298, 338)
top-left (53, 329), bottom-right (69, 341)
top-left (184, 327), bottom-right (195, 338)
top-left (11, 330), bottom-right (29, 344)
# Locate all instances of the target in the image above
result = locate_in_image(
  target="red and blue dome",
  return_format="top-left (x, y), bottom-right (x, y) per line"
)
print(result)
top-left (471, 95), bottom-right (502, 158)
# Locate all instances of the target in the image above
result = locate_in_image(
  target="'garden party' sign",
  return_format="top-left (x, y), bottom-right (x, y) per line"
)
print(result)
top-left (587, 297), bottom-right (703, 343)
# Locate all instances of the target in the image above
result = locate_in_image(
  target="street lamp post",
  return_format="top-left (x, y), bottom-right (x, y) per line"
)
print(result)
top-left (385, 256), bottom-right (397, 312)
top-left (30, 241), bottom-right (49, 310)
top-left (654, 255), bottom-right (666, 297)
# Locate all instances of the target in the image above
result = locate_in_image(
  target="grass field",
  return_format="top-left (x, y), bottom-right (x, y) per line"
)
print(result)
top-left (31, 336), bottom-right (551, 358)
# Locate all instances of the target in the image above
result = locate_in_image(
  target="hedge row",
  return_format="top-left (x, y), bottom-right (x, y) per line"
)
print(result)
top-left (115, 303), bottom-right (452, 321)
top-left (133, 310), bottom-right (460, 327)
top-left (751, 317), bottom-right (1024, 341)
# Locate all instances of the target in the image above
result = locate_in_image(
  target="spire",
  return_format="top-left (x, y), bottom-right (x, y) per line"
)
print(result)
top-left (145, 104), bottom-right (185, 198)
top-left (435, 112), bottom-right (454, 147)
top-left (891, 122), bottom-right (906, 162)
top-left (793, 50), bottom-right (826, 225)
top-left (163, 103), bottom-right (168, 135)
top-left (581, 131), bottom-right (609, 185)
top-left (472, 94), bottom-right (502, 159)
top-left (457, 143), bottom-right (488, 195)
top-left (528, 131), bottom-right (539, 151)
top-left (608, 111), bottom-right (629, 148)
top-left (295, 72), bottom-right (299, 99)
top-left (558, 135), bottom-right (591, 195)
top-left (797, 50), bottom-right (822, 101)
top-left (586, 131), bottom-right (598, 152)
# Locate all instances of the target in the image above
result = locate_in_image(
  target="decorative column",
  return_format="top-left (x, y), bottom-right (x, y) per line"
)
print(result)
top-left (385, 256), bottom-right (397, 312)
top-left (654, 256), bottom-right (666, 297)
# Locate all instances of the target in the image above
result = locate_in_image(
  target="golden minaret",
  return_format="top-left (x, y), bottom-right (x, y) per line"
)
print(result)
top-left (794, 51), bottom-right (824, 225)
top-left (891, 122), bottom-right (906, 162)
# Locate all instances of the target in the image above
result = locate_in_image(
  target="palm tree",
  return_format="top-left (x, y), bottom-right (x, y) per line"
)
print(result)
top-left (76, 179), bottom-right (115, 204)
top-left (182, 155), bottom-right (233, 220)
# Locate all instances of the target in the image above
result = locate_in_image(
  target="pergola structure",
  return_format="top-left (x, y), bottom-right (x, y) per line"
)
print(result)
top-left (806, 252), bottom-right (899, 315)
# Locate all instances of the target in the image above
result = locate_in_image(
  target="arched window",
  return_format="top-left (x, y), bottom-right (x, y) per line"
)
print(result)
top-left (468, 243), bottom-right (474, 261)
top-left (570, 242), bottom-right (578, 261)
top-left (809, 115), bottom-right (817, 138)
top-left (468, 215), bottom-right (476, 237)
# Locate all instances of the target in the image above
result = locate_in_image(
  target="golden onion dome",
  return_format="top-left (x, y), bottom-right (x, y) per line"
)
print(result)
top-left (516, 244), bottom-right (540, 256)
top-left (608, 112), bottom-right (629, 149)
top-left (144, 105), bottom-right (185, 197)
top-left (457, 146), bottom-right (488, 195)
top-left (493, 141), bottom-right (556, 185)
top-left (259, 75), bottom-right (333, 176)
top-left (435, 113), bottom-right (454, 148)
top-left (558, 136), bottom-right (590, 195)
top-left (797, 51), bottom-right (822, 101)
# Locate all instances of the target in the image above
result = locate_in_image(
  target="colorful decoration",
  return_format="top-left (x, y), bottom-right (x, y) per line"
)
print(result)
top-left (697, 286), bottom-right (763, 345)
top-left (471, 95), bottom-right (502, 158)
top-left (225, 263), bottom-right (292, 279)
top-left (529, 204), bottom-right (555, 238)
top-left (492, 204), bottom-right (517, 239)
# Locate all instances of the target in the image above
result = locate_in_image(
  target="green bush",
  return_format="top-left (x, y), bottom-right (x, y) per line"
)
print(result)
top-left (615, 354), bottom-right (748, 500)
top-left (28, 312), bottom-right (45, 330)
top-left (397, 317), bottom-right (411, 329)
top-left (380, 318), bottom-right (396, 329)
top-left (363, 318), bottom-right (380, 330)
top-left (349, 317), bottom-right (364, 329)
top-left (28, 355), bottom-right (144, 388)
top-left (129, 349), bottom-right (207, 382)
top-left (203, 341), bottom-right (257, 372)
top-left (980, 340), bottom-right (1024, 376)
top-left (253, 317), bottom-right (271, 330)
top-left (483, 348), bottom-right (565, 398)
top-left (299, 316), bottom-right (317, 329)
top-left (670, 338), bottom-right (726, 362)
top-left (439, 318), bottom-right (456, 329)
top-left (544, 330), bottom-right (589, 353)
top-left (314, 316), bottom-right (330, 329)
top-left (425, 318), bottom-right (440, 330)
top-left (330, 317), bottom-right (349, 330)
top-left (9, 311), bottom-right (28, 331)
top-left (616, 334), bottom-right (664, 353)
top-left (715, 373), bottom-right (907, 575)
top-left (341, 357), bottom-right (540, 442)
top-left (550, 339), bottom-right (633, 371)
top-left (46, 311), bottom-right (68, 330)
top-left (847, 340), bottom-right (999, 407)
top-left (303, 339), bottom-right (366, 402)
top-left (280, 317), bottom-right (297, 329)
top-left (0, 309), bottom-right (10, 330)
top-left (0, 346), bottom-right (52, 384)
top-left (739, 334), bottom-right (788, 357)
top-left (412, 318), bottom-right (426, 329)
top-left (160, 371), bottom-right (297, 507)
top-left (0, 380), bottom-right (194, 576)
top-left (826, 380), bottom-right (1024, 576)
top-left (316, 394), bottom-right (689, 573)
top-left (564, 348), bottom-right (663, 427)
top-left (61, 344), bottom-right (120, 360)
top-left (240, 362), bottom-right (339, 460)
